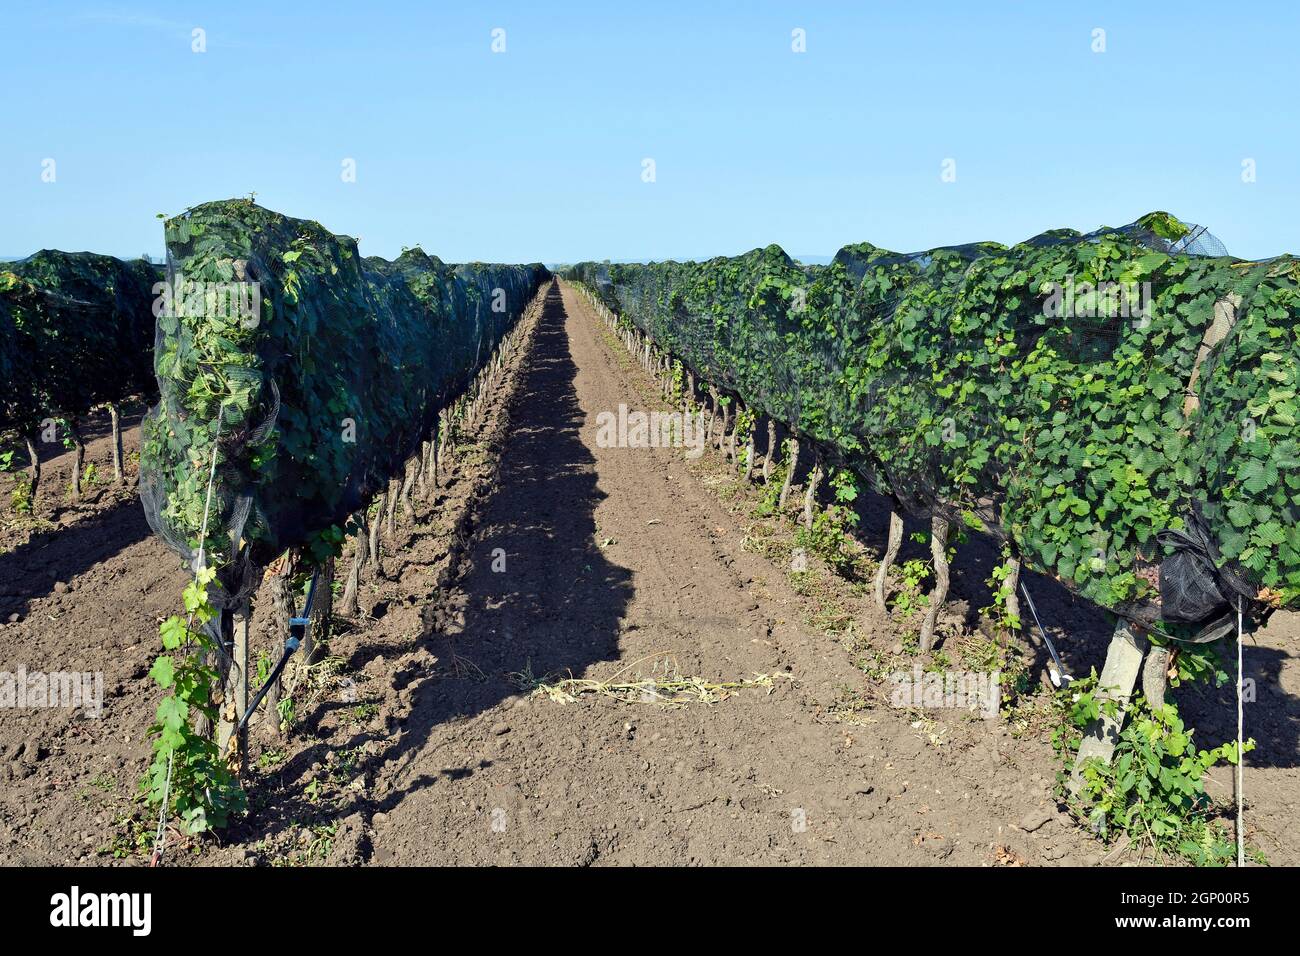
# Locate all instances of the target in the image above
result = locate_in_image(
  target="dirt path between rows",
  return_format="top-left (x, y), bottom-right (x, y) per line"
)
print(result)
top-left (1, 280), bottom-right (1293, 867)
top-left (355, 282), bottom-right (1098, 865)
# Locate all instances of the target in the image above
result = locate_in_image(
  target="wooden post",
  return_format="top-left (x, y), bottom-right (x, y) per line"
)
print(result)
top-left (340, 516), bottom-right (368, 617)
top-left (215, 609), bottom-right (236, 755)
top-left (778, 436), bottom-right (800, 511)
top-left (423, 434), bottom-right (436, 494)
top-left (384, 476), bottom-right (400, 536)
top-left (109, 403), bottom-right (124, 485)
top-left (304, 557), bottom-right (334, 668)
top-left (24, 433), bottom-right (40, 500)
top-left (874, 508), bottom-right (904, 610)
top-left (431, 419), bottom-right (441, 490)
top-left (919, 514), bottom-right (951, 652)
top-left (1182, 294), bottom-right (1241, 419)
top-left (803, 451), bottom-right (824, 529)
top-left (1142, 643), bottom-right (1170, 708)
top-left (69, 418), bottom-right (85, 503)
top-left (1003, 554), bottom-right (1023, 634)
top-left (1069, 620), bottom-right (1148, 797)
top-left (399, 457), bottom-right (416, 523)
top-left (415, 440), bottom-right (429, 498)
top-left (232, 598), bottom-right (250, 774)
top-left (762, 420), bottom-right (777, 482)
top-left (368, 490), bottom-right (386, 578)
top-left (262, 559), bottom-right (297, 739)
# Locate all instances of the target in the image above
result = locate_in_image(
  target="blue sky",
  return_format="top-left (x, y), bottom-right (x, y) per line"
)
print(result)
top-left (1, 1), bottom-right (1297, 263)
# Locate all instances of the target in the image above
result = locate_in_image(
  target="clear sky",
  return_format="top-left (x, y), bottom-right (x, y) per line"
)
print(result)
top-left (1, 1), bottom-right (1296, 264)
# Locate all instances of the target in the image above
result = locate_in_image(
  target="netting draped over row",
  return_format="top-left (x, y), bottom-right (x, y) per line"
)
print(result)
top-left (567, 212), bottom-right (1300, 635)
top-left (0, 251), bottom-right (160, 437)
top-left (139, 199), bottom-right (549, 601)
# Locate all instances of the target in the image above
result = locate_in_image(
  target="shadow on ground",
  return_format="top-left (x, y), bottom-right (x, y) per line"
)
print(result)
top-left (239, 283), bottom-right (634, 844)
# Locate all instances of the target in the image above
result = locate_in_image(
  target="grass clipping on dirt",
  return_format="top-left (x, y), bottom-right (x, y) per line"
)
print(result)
top-left (511, 654), bottom-right (791, 707)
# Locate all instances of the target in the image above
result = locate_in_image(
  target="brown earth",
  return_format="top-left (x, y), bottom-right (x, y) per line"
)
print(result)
top-left (0, 280), bottom-right (1295, 866)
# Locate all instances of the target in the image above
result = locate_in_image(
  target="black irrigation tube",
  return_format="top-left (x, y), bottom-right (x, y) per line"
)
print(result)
top-left (236, 569), bottom-right (320, 737)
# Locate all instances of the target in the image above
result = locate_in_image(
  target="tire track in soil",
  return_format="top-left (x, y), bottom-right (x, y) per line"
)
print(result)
top-left (363, 281), bottom-right (1094, 865)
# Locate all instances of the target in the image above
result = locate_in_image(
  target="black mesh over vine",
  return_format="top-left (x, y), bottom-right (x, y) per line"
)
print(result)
top-left (568, 213), bottom-right (1300, 639)
top-left (138, 199), bottom-right (549, 605)
top-left (1, 251), bottom-right (160, 438)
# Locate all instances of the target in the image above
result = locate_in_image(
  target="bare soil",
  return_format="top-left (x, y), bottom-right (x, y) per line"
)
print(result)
top-left (0, 281), bottom-right (1294, 866)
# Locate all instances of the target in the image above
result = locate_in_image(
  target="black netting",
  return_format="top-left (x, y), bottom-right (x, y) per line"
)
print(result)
top-left (139, 199), bottom-right (548, 604)
top-left (1, 251), bottom-right (160, 439)
top-left (568, 212), bottom-right (1300, 638)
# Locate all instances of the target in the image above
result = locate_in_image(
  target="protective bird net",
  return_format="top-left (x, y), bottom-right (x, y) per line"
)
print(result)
top-left (567, 212), bottom-right (1300, 639)
top-left (0, 251), bottom-right (160, 438)
top-left (139, 199), bottom-right (549, 608)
